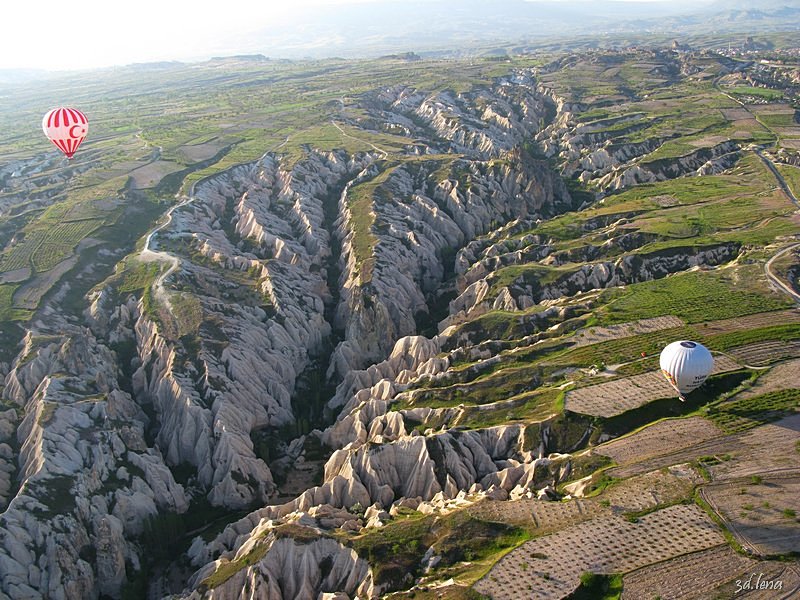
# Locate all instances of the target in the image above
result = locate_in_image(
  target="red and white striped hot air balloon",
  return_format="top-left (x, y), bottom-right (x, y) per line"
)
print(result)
top-left (41, 107), bottom-right (88, 159)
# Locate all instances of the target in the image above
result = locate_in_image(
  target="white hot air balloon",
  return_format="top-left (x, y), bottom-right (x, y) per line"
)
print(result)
top-left (659, 340), bottom-right (714, 401)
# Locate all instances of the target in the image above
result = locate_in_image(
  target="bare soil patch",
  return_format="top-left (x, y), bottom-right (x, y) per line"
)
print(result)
top-left (730, 341), bottom-right (800, 367)
top-left (736, 359), bottom-right (800, 400)
top-left (597, 417), bottom-right (724, 468)
top-left (13, 255), bottom-right (79, 309)
top-left (565, 371), bottom-right (674, 417)
top-left (622, 545), bottom-right (762, 600)
top-left (602, 464), bottom-right (702, 514)
top-left (722, 108), bottom-right (755, 121)
top-left (702, 474), bottom-right (800, 556)
top-left (0, 267), bottom-right (30, 283)
top-left (635, 99), bottom-right (682, 112)
top-left (709, 413), bottom-right (800, 480)
top-left (752, 104), bottom-right (796, 116)
top-left (468, 497), bottom-right (601, 533)
top-left (775, 127), bottom-right (800, 138)
top-left (91, 197), bottom-right (124, 211)
top-left (732, 127), bottom-right (763, 138)
top-left (607, 414), bottom-right (800, 480)
top-left (700, 309), bottom-right (800, 336)
top-left (651, 195), bottom-right (679, 207)
top-left (179, 139), bottom-right (225, 162)
top-left (688, 135), bottom-right (732, 147)
top-left (129, 160), bottom-right (184, 189)
top-left (571, 316), bottom-right (685, 348)
top-left (12, 238), bottom-right (102, 309)
top-left (712, 561), bottom-right (800, 599)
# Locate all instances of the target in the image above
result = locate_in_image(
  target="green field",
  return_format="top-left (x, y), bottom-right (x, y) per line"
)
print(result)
top-left (599, 268), bottom-right (792, 325)
top-left (707, 389), bottom-right (800, 433)
top-left (726, 85), bottom-right (785, 101)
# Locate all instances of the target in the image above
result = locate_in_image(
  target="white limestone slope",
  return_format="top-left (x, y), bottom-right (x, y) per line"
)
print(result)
top-left (187, 537), bottom-right (375, 600)
top-left (131, 150), bottom-right (376, 509)
top-left (0, 324), bottom-right (186, 599)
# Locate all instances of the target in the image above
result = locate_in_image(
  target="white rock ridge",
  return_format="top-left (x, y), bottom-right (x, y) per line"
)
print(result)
top-left (0, 324), bottom-right (186, 599)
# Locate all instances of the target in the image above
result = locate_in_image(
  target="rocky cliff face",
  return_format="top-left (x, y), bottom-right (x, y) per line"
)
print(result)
top-left (131, 150), bottom-right (380, 509)
top-left (595, 141), bottom-right (740, 191)
top-left (534, 79), bottom-right (741, 195)
top-left (0, 60), bottom-right (753, 600)
top-left (187, 536), bottom-right (376, 600)
top-left (0, 69), bottom-right (572, 596)
top-left (446, 243), bottom-right (741, 325)
top-left (0, 320), bottom-right (186, 600)
top-left (329, 152), bottom-right (575, 379)
top-left (372, 70), bottom-right (546, 158)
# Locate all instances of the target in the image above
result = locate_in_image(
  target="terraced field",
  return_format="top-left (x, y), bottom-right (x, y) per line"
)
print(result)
top-left (475, 505), bottom-right (724, 600)
top-left (734, 358), bottom-right (800, 399)
top-left (621, 545), bottom-right (764, 600)
top-left (730, 340), bottom-right (800, 367)
top-left (596, 417), bottom-right (725, 470)
top-left (564, 355), bottom-right (741, 418)
top-left (406, 47), bottom-right (800, 599)
top-left (702, 475), bottom-right (800, 556)
top-left (570, 315), bottom-right (685, 347)
top-left (601, 465), bottom-right (702, 514)
top-left (469, 497), bottom-right (602, 533)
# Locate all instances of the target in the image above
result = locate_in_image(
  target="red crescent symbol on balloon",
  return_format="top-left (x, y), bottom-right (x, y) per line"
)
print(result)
top-left (69, 125), bottom-right (84, 138)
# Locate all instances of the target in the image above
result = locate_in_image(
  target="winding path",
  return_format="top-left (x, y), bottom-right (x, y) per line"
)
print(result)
top-left (138, 137), bottom-right (290, 310)
top-left (765, 242), bottom-right (800, 304)
top-left (331, 120), bottom-right (389, 159)
top-left (754, 148), bottom-right (800, 304)
top-left (754, 147), bottom-right (800, 209)
top-left (138, 196), bottom-right (191, 309)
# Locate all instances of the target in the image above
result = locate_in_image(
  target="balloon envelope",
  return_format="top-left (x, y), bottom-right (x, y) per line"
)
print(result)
top-left (659, 340), bottom-right (714, 396)
top-left (42, 108), bottom-right (88, 159)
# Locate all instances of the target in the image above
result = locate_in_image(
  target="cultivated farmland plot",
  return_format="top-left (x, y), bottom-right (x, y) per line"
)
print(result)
top-left (596, 417), bottom-right (742, 479)
top-left (601, 464), bottom-right (702, 514)
top-left (570, 316), bottom-right (685, 348)
top-left (468, 497), bottom-right (601, 533)
top-left (0, 218), bottom-right (103, 274)
top-left (564, 355), bottom-right (740, 418)
top-left (730, 341), bottom-right (800, 367)
top-left (700, 309), bottom-right (800, 336)
top-left (701, 475), bottom-right (800, 556)
top-left (735, 358), bottom-right (800, 400)
top-left (474, 505), bottom-right (724, 600)
top-left (708, 413), bottom-right (800, 480)
top-left (621, 545), bottom-right (764, 600)
top-left (178, 140), bottom-right (226, 163)
top-left (13, 253), bottom-right (81, 309)
top-left (603, 415), bottom-right (799, 481)
top-left (128, 160), bottom-right (184, 189)
top-left (597, 417), bottom-right (725, 467)
top-left (721, 108), bottom-right (756, 121)
top-left (711, 562), bottom-right (800, 599)
top-left (565, 371), bottom-right (674, 417)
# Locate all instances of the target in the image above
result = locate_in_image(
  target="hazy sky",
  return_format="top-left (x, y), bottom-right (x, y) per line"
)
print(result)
top-left (4, 0), bottom-right (692, 71)
top-left (4, 0), bottom-right (341, 70)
